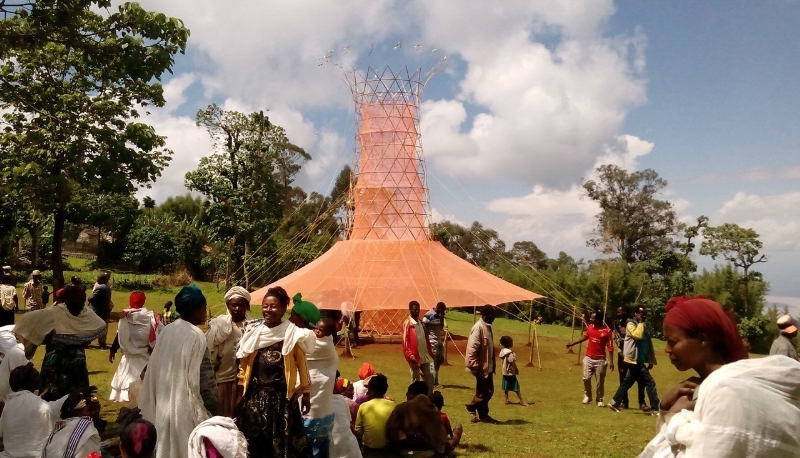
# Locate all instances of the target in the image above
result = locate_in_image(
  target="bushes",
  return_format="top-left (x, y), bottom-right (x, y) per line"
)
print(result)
top-left (123, 225), bottom-right (177, 273)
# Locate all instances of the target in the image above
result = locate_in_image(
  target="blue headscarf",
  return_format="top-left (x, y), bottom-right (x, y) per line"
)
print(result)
top-left (175, 284), bottom-right (206, 317)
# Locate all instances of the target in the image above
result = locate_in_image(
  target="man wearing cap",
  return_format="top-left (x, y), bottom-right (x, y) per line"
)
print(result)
top-left (0, 274), bottom-right (17, 326)
top-left (402, 301), bottom-right (434, 396)
top-left (140, 285), bottom-right (218, 458)
top-left (22, 270), bottom-right (44, 311)
top-left (206, 286), bottom-right (251, 417)
top-left (770, 315), bottom-right (798, 360)
top-left (109, 291), bottom-right (161, 403)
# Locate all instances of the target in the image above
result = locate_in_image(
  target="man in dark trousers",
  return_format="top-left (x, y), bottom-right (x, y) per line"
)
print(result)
top-left (612, 306), bottom-right (646, 410)
top-left (608, 307), bottom-right (659, 413)
top-left (465, 304), bottom-right (498, 423)
top-left (88, 272), bottom-right (112, 348)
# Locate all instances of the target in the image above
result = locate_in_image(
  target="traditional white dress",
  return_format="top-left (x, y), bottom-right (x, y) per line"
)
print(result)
top-left (640, 356), bottom-right (800, 458)
top-left (139, 319), bottom-right (211, 458)
top-left (330, 394), bottom-right (362, 458)
top-left (109, 308), bottom-right (159, 402)
top-left (0, 344), bottom-right (28, 402)
top-left (41, 417), bottom-right (101, 458)
top-left (0, 327), bottom-right (28, 402)
top-left (0, 391), bottom-right (66, 458)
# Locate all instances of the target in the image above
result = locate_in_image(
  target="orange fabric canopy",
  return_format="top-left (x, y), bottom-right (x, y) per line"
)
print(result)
top-left (250, 239), bottom-right (542, 311)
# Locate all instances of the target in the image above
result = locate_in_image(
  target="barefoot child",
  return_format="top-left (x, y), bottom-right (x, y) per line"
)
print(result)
top-left (499, 336), bottom-right (527, 405)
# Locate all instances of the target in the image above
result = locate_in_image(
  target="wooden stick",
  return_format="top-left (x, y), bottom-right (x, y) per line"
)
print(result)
top-left (567, 304), bottom-right (576, 354)
top-left (525, 302), bottom-right (533, 347)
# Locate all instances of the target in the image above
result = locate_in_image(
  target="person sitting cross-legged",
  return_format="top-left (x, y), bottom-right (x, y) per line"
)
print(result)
top-left (386, 381), bottom-right (463, 457)
top-left (354, 374), bottom-right (394, 456)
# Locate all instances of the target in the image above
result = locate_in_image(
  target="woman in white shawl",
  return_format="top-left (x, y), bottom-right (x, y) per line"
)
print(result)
top-left (206, 286), bottom-right (250, 417)
top-left (235, 286), bottom-right (316, 458)
top-left (41, 393), bottom-right (102, 458)
top-left (13, 286), bottom-right (105, 401)
top-left (139, 285), bottom-right (218, 458)
top-left (109, 291), bottom-right (161, 402)
top-left (0, 326), bottom-right (28, 402)
top-left (640, 296), bottom-right (800, 458)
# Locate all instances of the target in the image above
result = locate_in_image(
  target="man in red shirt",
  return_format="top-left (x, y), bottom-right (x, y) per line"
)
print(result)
top-left (567, 310), bottom-right (615, 406)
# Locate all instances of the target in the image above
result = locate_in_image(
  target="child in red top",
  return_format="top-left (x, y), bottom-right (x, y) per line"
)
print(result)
top-left (566, 310), bottom-right (615, 406)
top-left (428, 391), bottom-right (453, 438)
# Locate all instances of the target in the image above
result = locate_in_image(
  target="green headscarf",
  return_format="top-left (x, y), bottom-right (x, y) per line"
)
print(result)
top-left (292, 292), bottom-right (320, 327)
top-left (175, 284), bottom-right (206, 317)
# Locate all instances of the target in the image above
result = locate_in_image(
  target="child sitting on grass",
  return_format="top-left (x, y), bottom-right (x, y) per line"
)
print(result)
top-left (428, 390), bottom-right (453, 439)
top-left (499, 336), bottom-right (528, 406)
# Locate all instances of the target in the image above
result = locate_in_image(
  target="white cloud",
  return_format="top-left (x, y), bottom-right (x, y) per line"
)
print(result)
top-left (485, 133), bottom-right (655, 256)
top-left (137, 110), bottom-right (208, 203)
top-left (430, 207), bottom-right (466, 227)
top-left (415, 0), bottom-right (648, 188)
top-left (129, 0), bottom-right (648, 197)
top-left (488, 184), bottom-right (598, 258)
top-left (712, 191), bottom-right (800, 252)
top-left (160, 73), bottom-right (197, 113)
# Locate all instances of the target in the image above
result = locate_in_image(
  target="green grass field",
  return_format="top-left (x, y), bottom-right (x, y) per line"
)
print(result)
top-left (17, 276), bottom-right (689, 457)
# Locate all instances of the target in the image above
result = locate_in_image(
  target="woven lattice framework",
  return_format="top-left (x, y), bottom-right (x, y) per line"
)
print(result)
top-left (345, 66), bottom-right (430, 241)
top-left (250, 65), bottom-right (542, 337)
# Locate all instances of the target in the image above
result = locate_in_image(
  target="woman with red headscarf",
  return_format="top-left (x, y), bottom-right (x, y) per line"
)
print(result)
top-left (109, 292), bottom-right (162, 403)
top-left (640, 296), bottom-right (800, 457)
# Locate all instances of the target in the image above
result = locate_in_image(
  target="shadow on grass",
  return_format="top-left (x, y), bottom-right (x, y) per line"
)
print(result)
top-left (440, 384), bottom-right (471, 390)
top-left (497, 418), bottom-right (531, 425)
top-left (456, 443), bottom-right (493, 454)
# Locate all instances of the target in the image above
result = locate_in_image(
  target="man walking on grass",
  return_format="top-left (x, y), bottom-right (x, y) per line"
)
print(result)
top-left (22, 270), bottom-right (44, 311)
top-left (567, 310), bottom-right (614, 406)
top-left (608, 307), bottom-right (659, 413)
top-left (465, 304), bottom-right (498, 423)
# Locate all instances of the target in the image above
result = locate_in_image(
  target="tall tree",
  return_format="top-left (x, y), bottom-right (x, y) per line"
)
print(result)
top-left (583, 165), bottom-right (684, 264)
top-left (187, 105), bottom-right (310, 288)
top-left (0, 0), bottom-right (189, 287)
top-left (431, 220), bottom-right (508, 268)
top-left (700, 223), bottom-right (767, 316)
top-left (509, 241), bottom-right (548, 269)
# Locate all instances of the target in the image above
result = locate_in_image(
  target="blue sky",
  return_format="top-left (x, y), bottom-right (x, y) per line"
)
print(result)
top-left (130, 1), bottom-right (800, 306)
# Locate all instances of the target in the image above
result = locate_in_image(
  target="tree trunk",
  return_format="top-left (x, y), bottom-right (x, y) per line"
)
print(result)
top-left (243, 237), bottom-right (251, 289)
top-left (30, 227), bottom-right (39, 269)
top-left (52, 215), bottom-right (65, 289)
top-left (225, 234), bottom-right (235, 290)
top-left (742, 265), bottom-right (750, 317)
top-left (96, 225), bottom-right (102, 254)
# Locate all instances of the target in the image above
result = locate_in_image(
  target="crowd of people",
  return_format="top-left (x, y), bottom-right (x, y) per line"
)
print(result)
top-left (0, 269), bottom-right (797, 457)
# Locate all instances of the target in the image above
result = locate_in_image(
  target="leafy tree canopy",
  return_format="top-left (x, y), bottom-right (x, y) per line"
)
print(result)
top-left (0, 0), bottom-right (189, 287)
top-left (583, 165), bottom-right (683, 264)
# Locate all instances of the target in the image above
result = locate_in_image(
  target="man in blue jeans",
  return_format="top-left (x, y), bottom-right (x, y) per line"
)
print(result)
top-left (609, 307), bottom-right (659, 413)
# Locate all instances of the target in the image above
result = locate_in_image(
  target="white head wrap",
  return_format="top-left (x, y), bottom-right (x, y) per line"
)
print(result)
top-left (189, 416), bottom-right (248, 458)
top-left (224, 287), bottom-right (251, 305)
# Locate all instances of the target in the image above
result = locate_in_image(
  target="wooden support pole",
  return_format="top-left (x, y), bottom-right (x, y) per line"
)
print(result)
top-left (525, 302), bottom-right (534, 347)
top-left (567, 304), bottom-right (577, 354)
